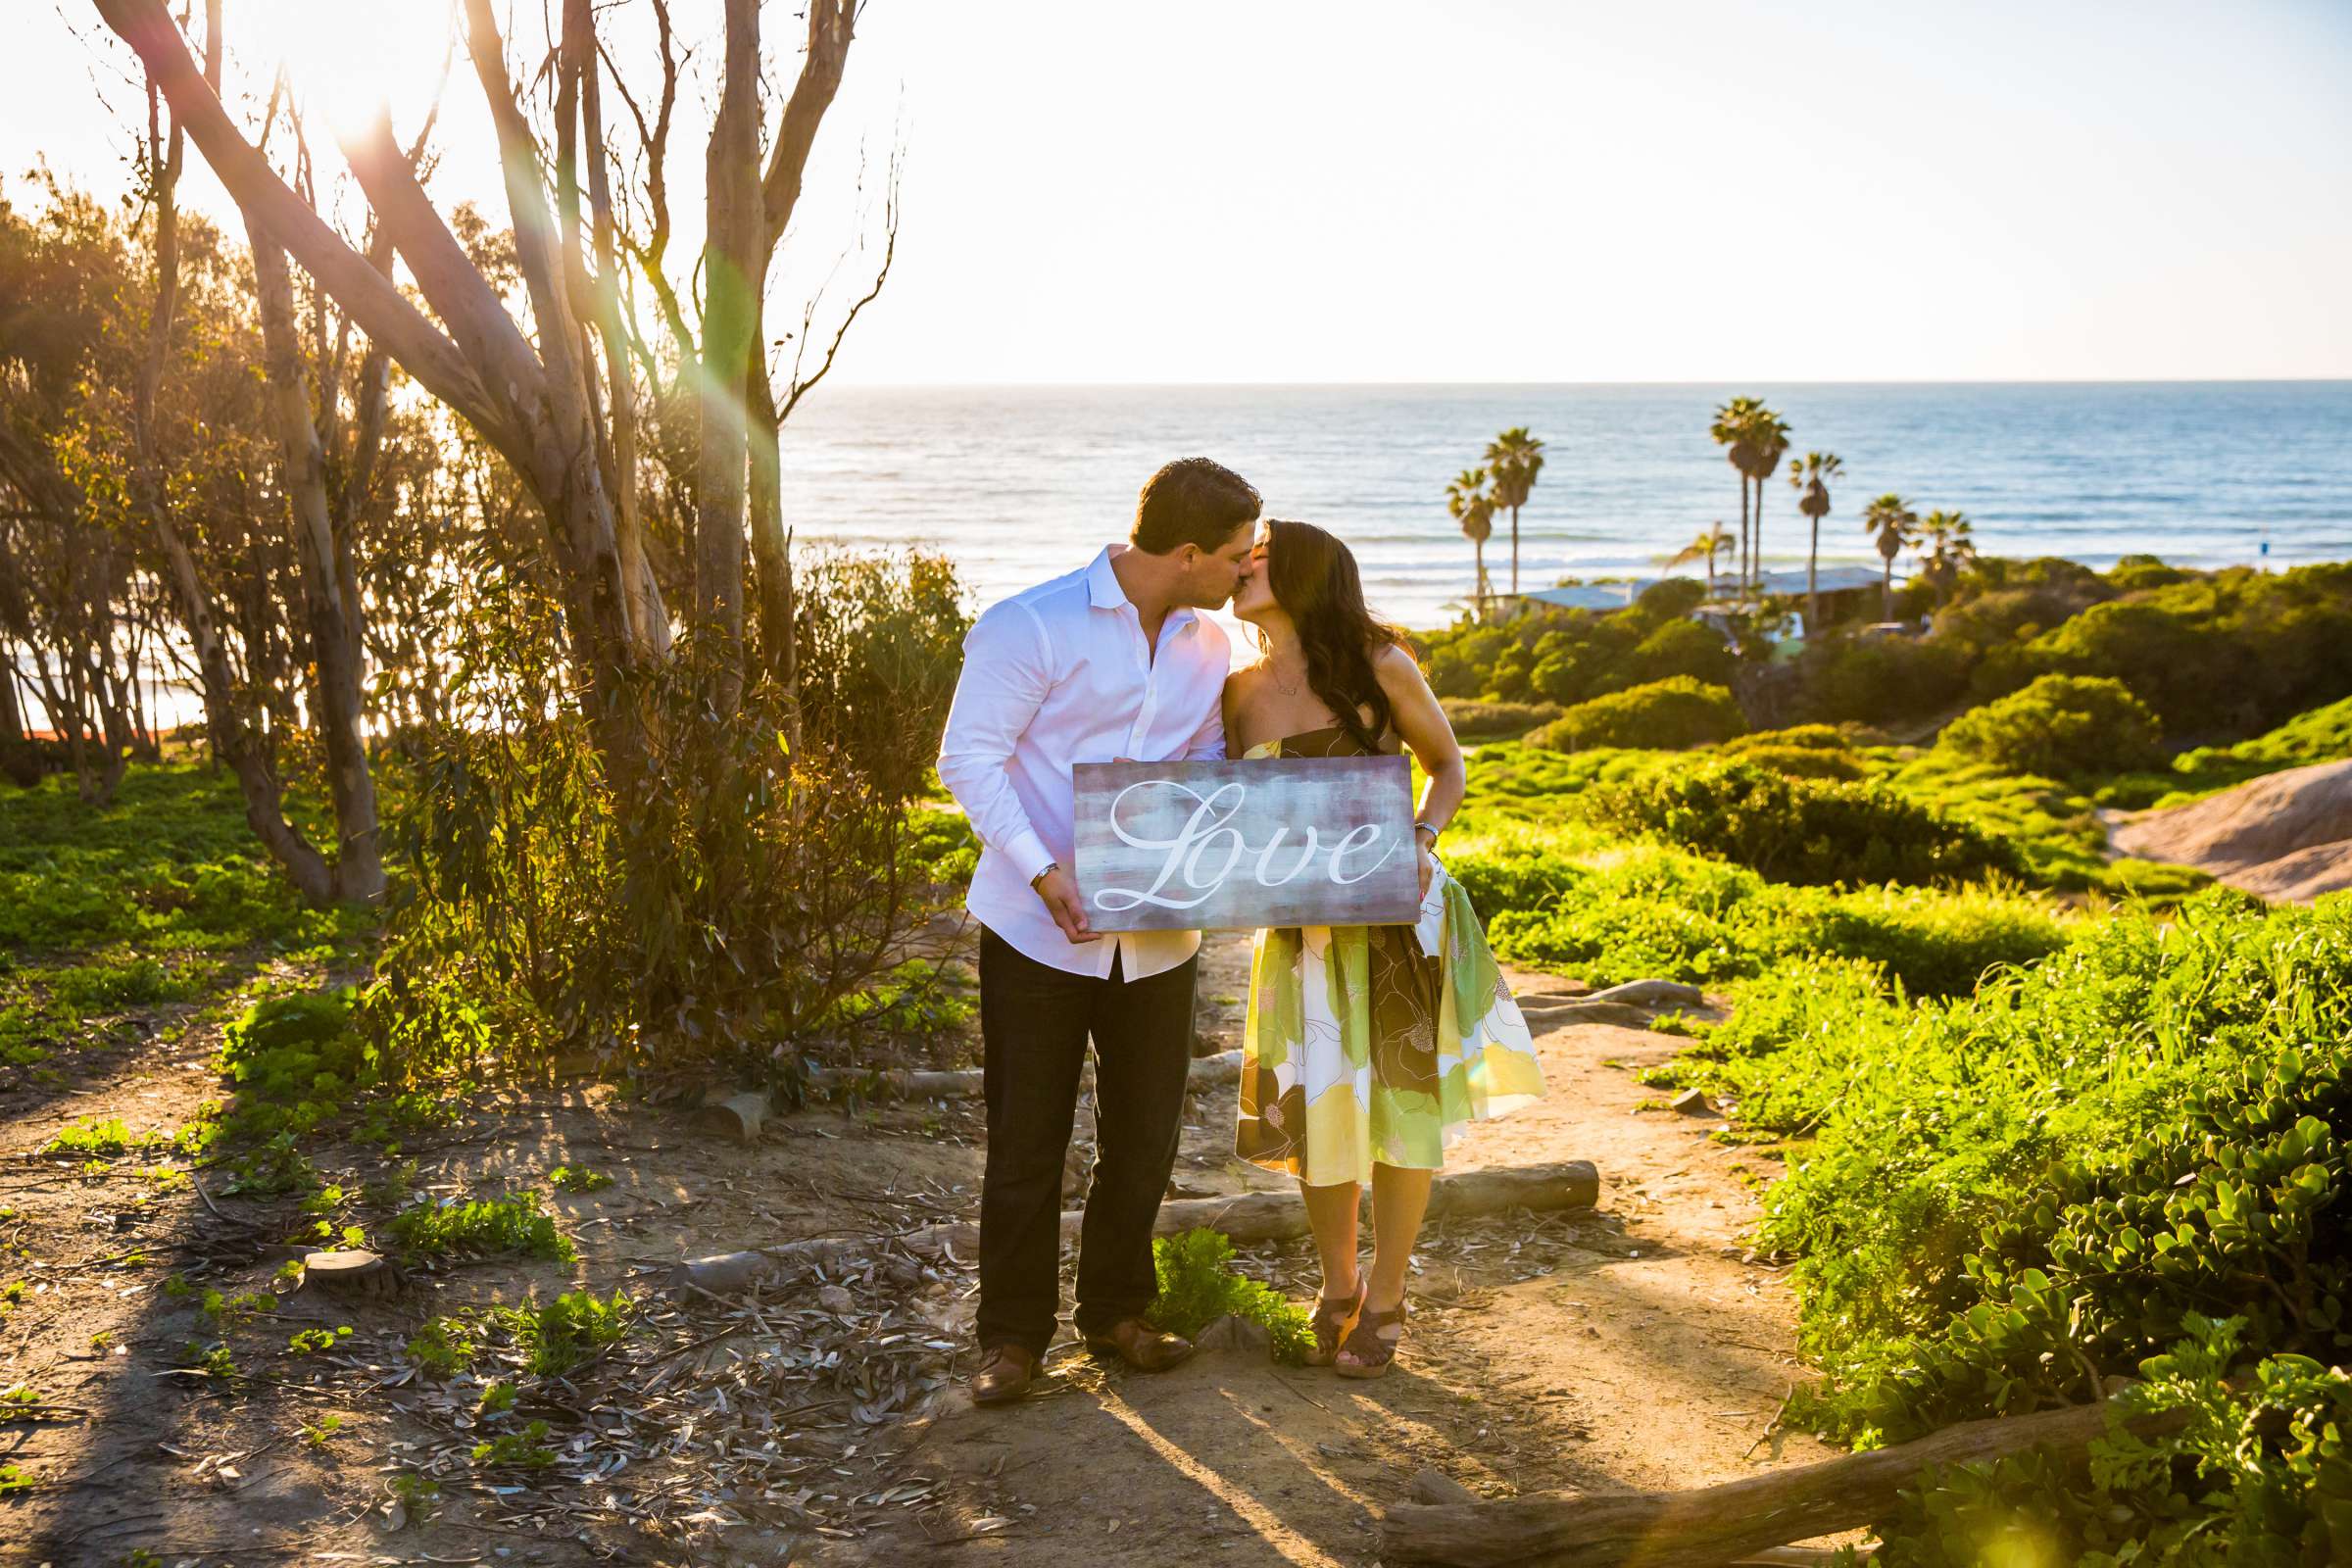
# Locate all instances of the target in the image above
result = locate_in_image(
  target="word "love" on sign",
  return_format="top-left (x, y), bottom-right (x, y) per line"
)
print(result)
top-left (1071, 756), bottom-right (1423, 932)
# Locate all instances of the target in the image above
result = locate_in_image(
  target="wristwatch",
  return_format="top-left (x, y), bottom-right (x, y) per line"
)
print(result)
top-left (1413, 820), bottom-right (1442, 845)
top-left (1030, 861), bottom-right (1060, 891)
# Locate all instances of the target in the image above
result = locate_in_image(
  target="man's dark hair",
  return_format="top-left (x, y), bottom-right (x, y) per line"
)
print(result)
top-left (1131, 458), bottom-right (1261, 555)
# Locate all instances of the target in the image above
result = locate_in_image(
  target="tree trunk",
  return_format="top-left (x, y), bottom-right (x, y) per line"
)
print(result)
top-left (746, 353), bottom-right (803, 751)
top-left (1380, 1398), bottom-right (2189, 1568)
top-left (0, 647), bottom-right (32, 787)
top-left (1737, 476), bottom-right (1749, 596)
top-left (693, 0), bottom-right (763, 709)
top-left (121, 11), bottom-right (336, 905)
top-left (1806, 514), bottom-right (1820, 634)
top-left (1510, 504), bottom-right (1521, 596)
top-left (1750, 477), bottom-right (1762, 592)
top-left (248, 230), bottom-right (385, 903)
top-left (1473, 537), bottom-right (1487, 621)
top-left (1882, 554), bottom-right (1893, 621)
top-left (566, 0), bottom-right (666, 660)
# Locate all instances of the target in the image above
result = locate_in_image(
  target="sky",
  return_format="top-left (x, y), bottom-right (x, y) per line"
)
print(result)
top-left (9, 0), bottom-right (2352, 384)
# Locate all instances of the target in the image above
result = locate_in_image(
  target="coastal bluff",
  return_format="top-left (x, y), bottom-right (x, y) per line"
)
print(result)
top-left (2110, 759), bottom-right (2352, 904)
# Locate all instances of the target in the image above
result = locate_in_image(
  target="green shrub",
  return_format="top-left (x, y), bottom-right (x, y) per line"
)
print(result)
top-left (1482, 844), bottom-right (2067, 997)
top-left (368, 551), bottom-right (969, 1087)
top-left (1880, 749), bottom-right (2207, 900)
top-left (388, 1194), bottom-right (572, 1262)
top-left (1786, 632), bottom-right (1971, 728)
top-left (507, 1289), bottom-right (630, 1376)
top-left (48, 954), bottom-right (200, 1011)
top-left (1720, 889), bottom-right (2352, 1501)
top-left (1783, 884), bottom-right (2069, 1001)
top-left (1439, 698), bottom-right (1564, 740)
top-left (406, 1316), bottom-right (476, 1376)
top-left (1625, 617), bottom-right (1737, 688)
top-left (2107, 693), bottom-right (2352, 808)
top-left (1579, 760), bottom-right (2017, 887)
top-left (902, 805), bottom-right (980, 885)
top-left (1716, 726), bottom-right (1875, 781)
top-left (1531, 677), bottom-right (1745, 753)
top-left (2017, 564), bottom-right (2352, 737)
top-left (1444, 846), bottom-right (1584, 924)
top-left (1147, 1228), bottom-right (1314, 1365)
top-left (1709, 744), bottom-right (1864, 781)
top-left (1644, 894), bottom-right (2352, 1564)
top-left (1938, 673), bottom-right (2165, 780)
top-left (470, 1419), bottom-right (557, 1469)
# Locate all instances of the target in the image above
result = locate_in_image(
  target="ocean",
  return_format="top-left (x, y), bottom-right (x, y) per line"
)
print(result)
top-left (772, 381), bottom-right (2352, 629)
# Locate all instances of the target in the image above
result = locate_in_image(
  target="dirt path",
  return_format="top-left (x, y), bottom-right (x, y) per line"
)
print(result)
top-left (856, 934), bottom-right (1841, 1567)
top-left (1, 928), bottom-right (1838, 1566)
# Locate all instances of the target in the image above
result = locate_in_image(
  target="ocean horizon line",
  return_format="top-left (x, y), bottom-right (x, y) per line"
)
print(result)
top-left (814, 375), bottom-right (2352, 392)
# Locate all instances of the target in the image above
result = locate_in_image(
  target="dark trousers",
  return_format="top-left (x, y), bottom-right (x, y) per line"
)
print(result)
top-left (976, 928), bottom-right (1198, 1356)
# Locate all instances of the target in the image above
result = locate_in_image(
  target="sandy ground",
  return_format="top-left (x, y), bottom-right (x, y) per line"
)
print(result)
top-left (0, 927), bottom-right (1840, 1566)
top-left (2107, 758), bottom-right (2352, 903)
top-left (848, 932), bottom-right (1842, 1568)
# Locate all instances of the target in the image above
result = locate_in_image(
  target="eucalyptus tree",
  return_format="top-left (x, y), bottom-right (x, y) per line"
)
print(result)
top-left (1788, 451), bottom-right (1843, 628)
top-left (1446, 466), bottom-right (1496, 617)
top-left (1862, 493), bottom-right (1920, 620)
top-left (1483, 427), bottom-right (1544, 595)
top-left (92, 0), bottom-right (870, 767)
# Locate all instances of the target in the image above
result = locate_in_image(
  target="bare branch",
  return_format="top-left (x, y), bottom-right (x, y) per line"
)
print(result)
top-left (760, 0), bottom-right (855, 253)
top-left (91, 0), bottom-right (508, 453)
top-left (780, 163), bottom-right (897, 423)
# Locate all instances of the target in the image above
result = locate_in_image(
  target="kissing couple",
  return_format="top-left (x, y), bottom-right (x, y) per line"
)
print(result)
top-left (936, 457), bottom-right (1546, 1406)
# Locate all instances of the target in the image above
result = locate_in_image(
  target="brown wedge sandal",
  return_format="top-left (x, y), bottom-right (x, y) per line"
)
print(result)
top-left (1303, 1278), bottom-right (1367, 1368)
top-left (1334, 1299), bottom-right (1406, 1380)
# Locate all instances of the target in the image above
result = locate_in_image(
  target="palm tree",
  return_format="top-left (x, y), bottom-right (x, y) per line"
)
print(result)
top-left (1446, 467), bottom-right (1497, 618)
top-left (1709, 397), bottom-right (1765, 592)
top-left (1788, 451), bottom-right (1843, 629)
top-left (1917, 509), bottom-right (1977, 605)
top-left (1740, 406), bottom-right (1791, 593)
top-left (1483, 428), bottom-right (1545, 596)
top-left (1668, 521), bottom-right (1736, 599)
top-left (1861, 493), bottom-right (1919, 621)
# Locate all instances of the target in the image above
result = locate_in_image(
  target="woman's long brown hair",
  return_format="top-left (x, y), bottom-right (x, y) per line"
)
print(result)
top-left (1263, 518), bottom-right (1410, 755)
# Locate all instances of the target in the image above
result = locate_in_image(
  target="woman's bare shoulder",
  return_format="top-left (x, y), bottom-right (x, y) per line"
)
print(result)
top-left (1371, 641), bottom-right (1429, 687)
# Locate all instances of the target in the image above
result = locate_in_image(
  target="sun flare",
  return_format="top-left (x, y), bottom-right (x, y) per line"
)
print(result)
top-left (244, 0), bottom-right (452, 136)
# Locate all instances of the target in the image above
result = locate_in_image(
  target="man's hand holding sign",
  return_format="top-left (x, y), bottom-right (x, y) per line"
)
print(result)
top-left (1071, 755), bottom-right (1424, 932)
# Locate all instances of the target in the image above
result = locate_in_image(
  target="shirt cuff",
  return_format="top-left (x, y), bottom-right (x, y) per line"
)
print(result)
top-left (1005, 828), bottom-right (1057, 886)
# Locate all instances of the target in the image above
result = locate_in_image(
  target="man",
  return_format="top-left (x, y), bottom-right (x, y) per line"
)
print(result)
top-left (937, 457), bottom-right (1260, 1406)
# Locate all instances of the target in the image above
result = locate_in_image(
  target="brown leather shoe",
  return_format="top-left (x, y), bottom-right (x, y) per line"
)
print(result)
top-left (969, 1343), bottom-right (1039, 1406)
top-left (1082, 1318), bottom-right (1195, 1372)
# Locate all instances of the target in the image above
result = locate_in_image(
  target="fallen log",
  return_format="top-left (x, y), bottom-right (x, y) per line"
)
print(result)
top-left (1515, 999), bottom-right (1654, 1029)
top-left (1582, 979), bottom-right (1704, 1009)
top-left (668, 1158), bottom-right (1598, 1297)
top-left (1380, 1398), bottom-right (2188, 1568)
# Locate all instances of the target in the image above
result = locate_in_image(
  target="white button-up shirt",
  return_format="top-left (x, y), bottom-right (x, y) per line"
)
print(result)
top-left (938, 546), bottom-right (1231, 979)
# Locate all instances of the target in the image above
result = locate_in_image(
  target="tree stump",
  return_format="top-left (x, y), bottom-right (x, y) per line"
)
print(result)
top-left (301, 1249), bottom-right (400, 1298)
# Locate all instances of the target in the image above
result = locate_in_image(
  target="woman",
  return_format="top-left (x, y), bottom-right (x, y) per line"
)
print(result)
top-left (1223, 518), bottom-right (1545, 1378)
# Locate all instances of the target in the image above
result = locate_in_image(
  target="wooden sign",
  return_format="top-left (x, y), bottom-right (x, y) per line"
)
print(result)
top-left (1072, 756), bottom-right (1422, 932)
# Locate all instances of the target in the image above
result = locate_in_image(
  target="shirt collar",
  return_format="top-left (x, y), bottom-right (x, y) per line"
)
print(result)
top-left (1088, 544), bottom-right (1199, 635)
top-left (1087, 546), bottom-right (1126, 610)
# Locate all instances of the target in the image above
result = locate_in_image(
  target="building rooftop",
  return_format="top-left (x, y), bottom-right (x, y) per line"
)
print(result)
top-left (1498, 564), bottom-right (1900, 613)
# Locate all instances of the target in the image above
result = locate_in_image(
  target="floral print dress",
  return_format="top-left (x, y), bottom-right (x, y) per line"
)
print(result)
top-left (1236, 725), bottom-right (1546, 1186)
